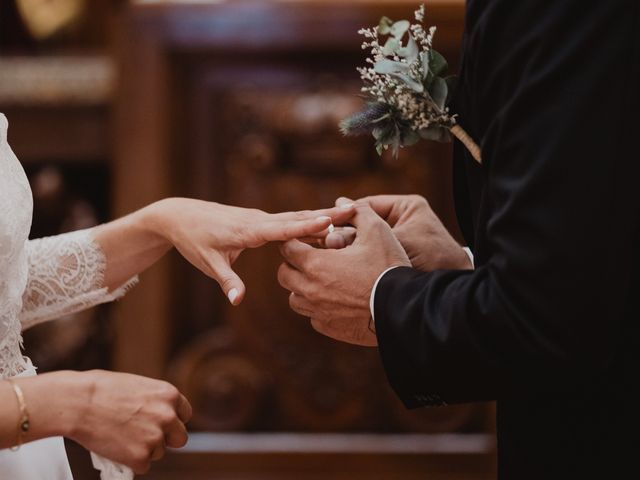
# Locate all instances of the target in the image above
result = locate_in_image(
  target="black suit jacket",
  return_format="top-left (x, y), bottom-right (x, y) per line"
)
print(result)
top-left (373, 1), bottom-right (640, 478)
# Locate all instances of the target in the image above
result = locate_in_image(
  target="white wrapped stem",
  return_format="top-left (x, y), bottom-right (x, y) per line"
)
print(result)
top-left (90, 453), bottom-right (134, 480)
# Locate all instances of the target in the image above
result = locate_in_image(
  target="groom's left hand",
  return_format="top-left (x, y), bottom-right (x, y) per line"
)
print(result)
top-left (278, 203), bottom-right (411, 346)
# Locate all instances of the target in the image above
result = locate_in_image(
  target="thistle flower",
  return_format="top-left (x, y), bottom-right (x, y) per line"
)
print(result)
top-left (340, 4), bottom-right (482, 163)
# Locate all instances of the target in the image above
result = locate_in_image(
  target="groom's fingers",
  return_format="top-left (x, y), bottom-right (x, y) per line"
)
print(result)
top-left (298, 226), bottom-right (357, 248)
top-left (279, 239), bottom-right (314, 271)
top-left (357, 195), bottom-right (397, 221)
top-left (277, 262), bottom-right (307, 295)
top-left (324, 227), bottom-right (357, 249)
top-left (207, 255), bottom-right (246, 305)
top-left (350, 203), bottom-right (387, 242)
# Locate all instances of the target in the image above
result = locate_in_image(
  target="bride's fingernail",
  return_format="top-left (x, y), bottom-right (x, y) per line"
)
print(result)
top-left (228, 288), bottom-right (239, 304)
top-left (317, 216), bottom-right (332, 223)
top-left (340, 203), bottom-right (355, 210)
top-left (328, 224), bottom-right (335, 234)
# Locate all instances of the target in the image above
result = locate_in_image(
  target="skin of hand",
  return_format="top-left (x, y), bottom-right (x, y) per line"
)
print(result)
top-left (278, 203), bottom-right (411, 347)
top-left (95, 198), bottom-right (356, 305)
top-left (326, 195), bottom-right (471, 271)
top-left (0, 370), bottom-right (192, 475)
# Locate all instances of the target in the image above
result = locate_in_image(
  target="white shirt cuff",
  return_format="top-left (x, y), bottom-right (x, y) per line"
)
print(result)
top-left (369, 247), bottom-right (475, 323)
top-left (369, 266), bottom-right (402, 323)
top-left (462, 246), bottom-right (475, 269)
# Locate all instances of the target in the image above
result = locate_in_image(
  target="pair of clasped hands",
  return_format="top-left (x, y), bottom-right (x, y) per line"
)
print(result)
top-left (170, 195), bottom-right (469, 347)
top-left (88, 195), bottom-right (469, 476)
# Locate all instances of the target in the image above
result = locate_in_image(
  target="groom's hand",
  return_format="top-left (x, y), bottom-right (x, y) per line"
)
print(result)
top-left (329, 195), bottom-right (471, 272)
top-left (278, 203), bottom-right (410, 347)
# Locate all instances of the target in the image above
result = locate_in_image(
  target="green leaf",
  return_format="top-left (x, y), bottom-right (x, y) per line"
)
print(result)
top-left (374, 59), bottom-right (411, 75)
top-left (392, 73), bottom-right (424, 93)
top-left (390, 20), bottom-right (411, 38)
top-left (373, 124), bottom-right (396, 144)
top-left (419, 126), bottom-right (452, 143)
top-left (429, 49), bottom-right (448, 77)
top-left (382, 38), bottom-right (401, 56)
top-left (421, 51), bottom-right (431, 80)
top-left (430, 76), bottom-right (448, 110)
top-left (375, 142), bottom-right (390, 156)
top-left (378, 17), bottom-right (393, 35)
top-left (398, 35), bottom-right (419, 63)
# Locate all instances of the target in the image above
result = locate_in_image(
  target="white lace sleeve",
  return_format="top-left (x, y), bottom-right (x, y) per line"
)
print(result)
top-left (19, 229), bottom-right (138, 330)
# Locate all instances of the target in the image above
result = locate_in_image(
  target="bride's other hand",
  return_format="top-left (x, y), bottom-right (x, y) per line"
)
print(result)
top-left (6, 370), bottom-right (192, 475)
top-left (144, 198), bottom-right (356, 305)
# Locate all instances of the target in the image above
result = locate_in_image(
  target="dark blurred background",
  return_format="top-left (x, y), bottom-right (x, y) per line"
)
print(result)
top-left (0, 1), bottom-right (496, 478)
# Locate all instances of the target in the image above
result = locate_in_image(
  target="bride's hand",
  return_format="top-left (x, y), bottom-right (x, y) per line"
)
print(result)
top-left (30, 370), bottom-right (191, 474)
top-left (145, 198), bottom-right (355, 305)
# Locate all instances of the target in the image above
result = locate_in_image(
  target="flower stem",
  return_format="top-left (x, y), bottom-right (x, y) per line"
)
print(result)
top-left (450, 125), bottom-right (482, 164)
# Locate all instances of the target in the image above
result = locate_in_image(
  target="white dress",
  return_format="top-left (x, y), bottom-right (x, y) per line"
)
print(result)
top-left (0, 112), bottom-right (137, 479)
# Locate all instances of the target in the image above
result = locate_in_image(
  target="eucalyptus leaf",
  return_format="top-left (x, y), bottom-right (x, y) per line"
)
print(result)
top-left (430, 76), bottom-right (448, 110)
top-left (390, 20), bottom-right (410, 38)
top-left (378, 17), bottom-right (393, 35)
top-left (373, 123), bottom-right (396, 145)
top-left (391, 72), bottom-right (425, 93)
top-left (420, 51), bottom-right (431, 80)
top-left (419, 126), bottom-right (452, 143)
top-left (373, 126), bottom-right (386, 140)
top-left (383, 38), bottom-right (401, 56)
top-left (429, 49), bottom-right (448, 77)
top-left (374, 59), bottom-right (411, 75)
top-left (398, 35), bottom-right (419, 63)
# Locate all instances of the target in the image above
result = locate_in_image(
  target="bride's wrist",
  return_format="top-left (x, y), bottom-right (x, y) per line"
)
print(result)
top-left (16, 371), bottom-right (91, 441)
top-left (136, 198), bottom-right (179, 248)
top-left (60, 370), bottom-right (104, 442)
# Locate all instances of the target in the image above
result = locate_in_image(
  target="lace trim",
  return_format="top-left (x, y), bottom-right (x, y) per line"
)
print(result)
top-left (20, 229), bottom-right (138, 330)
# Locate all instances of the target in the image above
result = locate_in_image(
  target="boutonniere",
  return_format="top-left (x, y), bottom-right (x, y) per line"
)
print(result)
top-left (340, 4), bottom-right (482, 164)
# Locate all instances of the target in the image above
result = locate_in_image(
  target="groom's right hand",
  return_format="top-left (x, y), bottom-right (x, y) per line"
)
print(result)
top-left (330, 195), bottom-right (471, 272)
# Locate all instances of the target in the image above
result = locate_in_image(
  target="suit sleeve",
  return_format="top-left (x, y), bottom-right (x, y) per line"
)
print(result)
top-left (374, 0), bottom-right (640, 407)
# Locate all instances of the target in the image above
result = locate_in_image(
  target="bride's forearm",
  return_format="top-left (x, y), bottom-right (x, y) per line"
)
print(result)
top-left (92, 200), bottom-right (173, 292)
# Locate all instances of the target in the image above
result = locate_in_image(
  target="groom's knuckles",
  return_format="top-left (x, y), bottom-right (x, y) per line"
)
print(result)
top-left (352, 203), bottom-right (380, 226)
